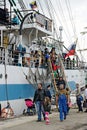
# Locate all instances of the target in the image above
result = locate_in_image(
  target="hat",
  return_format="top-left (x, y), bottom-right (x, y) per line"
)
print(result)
top-left (76, 83), bottom-right (79, 88)
top-left (47, 85), bottom-right (50, 88)
top-left (59, 75), bottom-right (63, 78)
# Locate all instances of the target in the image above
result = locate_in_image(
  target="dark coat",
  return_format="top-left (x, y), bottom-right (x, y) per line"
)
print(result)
top-left (33, 89), bottom-right (46, 102)
top-left (57, 79), bottom-right (66, 89)
top-left (45, 89), bottom-right (51, 100)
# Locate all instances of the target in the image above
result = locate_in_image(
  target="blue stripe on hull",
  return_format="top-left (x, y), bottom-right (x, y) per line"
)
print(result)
top-left (0, 84), bottom-right (35, 101)
top-left (0, 81), bottom-right (76, 101)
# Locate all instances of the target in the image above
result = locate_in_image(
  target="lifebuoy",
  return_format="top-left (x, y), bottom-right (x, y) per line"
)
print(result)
top-left (1, 107), bottom-right (14, 118)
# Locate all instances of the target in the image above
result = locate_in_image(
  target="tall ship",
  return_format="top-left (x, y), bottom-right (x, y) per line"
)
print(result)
top-left (0, 0), bottom-right (86, 116)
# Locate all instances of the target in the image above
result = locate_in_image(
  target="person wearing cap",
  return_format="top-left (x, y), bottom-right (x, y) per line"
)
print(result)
top-left (46, 85), bottom-right (51, 100)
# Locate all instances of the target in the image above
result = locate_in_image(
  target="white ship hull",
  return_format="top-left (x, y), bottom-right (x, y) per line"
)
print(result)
top-left (0, 64), bottom-right (86, 115)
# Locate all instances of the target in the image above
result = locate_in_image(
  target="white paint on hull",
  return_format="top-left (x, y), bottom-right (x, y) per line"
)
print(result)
top-left (0, 64), bottom-right (86, 115)
top-left (65, 69), bottom-right (85, 87)
top-left (0, 99), bottom-right (28, 116)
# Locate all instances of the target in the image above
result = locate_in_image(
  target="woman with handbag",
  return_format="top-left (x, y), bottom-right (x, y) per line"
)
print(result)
top-left (84, 85), bottom-right (87, 112)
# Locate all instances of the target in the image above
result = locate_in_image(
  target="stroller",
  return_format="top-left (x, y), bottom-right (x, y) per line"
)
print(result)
top-left (23, 99), bottom-right (36, 116)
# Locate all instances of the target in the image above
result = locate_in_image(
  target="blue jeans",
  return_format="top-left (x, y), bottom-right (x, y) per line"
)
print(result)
top-left (58, 94), bottom-right (67, 121)
top-left (36, 101), bottom-right (45, 120)
top-left (77, 99), bottom-right (83, 111)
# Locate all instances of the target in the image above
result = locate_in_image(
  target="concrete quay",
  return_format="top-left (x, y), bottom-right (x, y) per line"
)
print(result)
top-left (0, 109), bottom-right (87, 130)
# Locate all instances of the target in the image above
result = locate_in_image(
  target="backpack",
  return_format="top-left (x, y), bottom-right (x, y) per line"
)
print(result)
top-left (78, 95), bottom-right (83, 101)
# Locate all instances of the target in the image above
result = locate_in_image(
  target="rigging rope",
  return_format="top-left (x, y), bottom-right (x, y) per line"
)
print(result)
top-left (48, 0), bottom-right (72, 43)
top-left (45, 0), bottom-right (60, 39)
top-left (20, 66), bottom-right (37, 88)
top-left (37, 0), bottom-right (45, 15)
top-left (56, 0), bottom-right (72, 42)
top-left (65, 0), bottom-right (77, 38)
top-left (4, 49), bottom-right (9, 102)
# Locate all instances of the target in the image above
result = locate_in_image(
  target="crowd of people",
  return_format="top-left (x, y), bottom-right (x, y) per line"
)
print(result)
top-left (25, 46), bottom-right (78, 70)
top-left (33, 81), bottom-right (87, 123)
top-left (29, 47), bottom-right (58, 68)
top-left (10, 44), bottom-right (78, 72)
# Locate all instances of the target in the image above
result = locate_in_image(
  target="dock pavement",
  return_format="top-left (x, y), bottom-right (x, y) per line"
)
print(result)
top-left (0, 108), bottom-right (87, 130)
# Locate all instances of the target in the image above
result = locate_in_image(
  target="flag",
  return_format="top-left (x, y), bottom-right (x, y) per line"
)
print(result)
top-left (52, 62), bottom-right (60, 71)
top-left (29, 1), bottom-right (37, 10)
top-left (64, 43), bottom-right (76, 58)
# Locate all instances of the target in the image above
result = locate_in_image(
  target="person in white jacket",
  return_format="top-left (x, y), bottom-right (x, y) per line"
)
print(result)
top-left (84, 85), bottom-right (87, 112)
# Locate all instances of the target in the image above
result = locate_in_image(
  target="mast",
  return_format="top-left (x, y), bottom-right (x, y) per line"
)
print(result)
top-left (59, 26), bottom-right (63, 52)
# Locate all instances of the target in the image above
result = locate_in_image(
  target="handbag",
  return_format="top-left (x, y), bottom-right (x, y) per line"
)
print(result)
top-left (83, 101), bottom-right (86, 108)
top-left (68, 102), bottom-right (72, 108)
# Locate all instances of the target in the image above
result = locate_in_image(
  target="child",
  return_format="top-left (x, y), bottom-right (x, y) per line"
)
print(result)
top-left (67, 98), bottom-right (72, 114)
top-left (56, 84), bottom-right (69, 121)
top-left (44, 97), bottom-right (51, 124)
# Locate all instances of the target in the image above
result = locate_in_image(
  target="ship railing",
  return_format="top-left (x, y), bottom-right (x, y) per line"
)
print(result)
top-left (63, 58), bottom-right (81, 70)
top-left (5, 37), bottom-right (57, 67)
top-left (0, 8), bottom-right (52, 33)
top-left (19, 10), bottom-right (52, 32)
top-left (3, 49), bottom-right (45, 68)
top-left (1, 9), bottom-right (52, 33)
top-left (0, 46), bottom-right (83, 70)
top-left (7, 50), bottom-right (30, 67)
